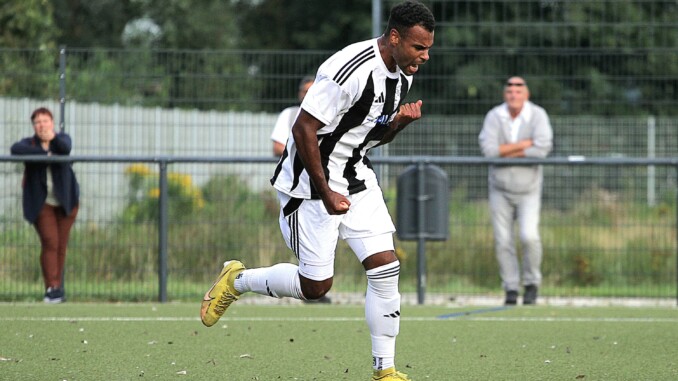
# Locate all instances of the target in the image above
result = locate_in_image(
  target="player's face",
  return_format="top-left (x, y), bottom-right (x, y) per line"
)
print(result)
top-left (393, 25), bottom-right (434, 76)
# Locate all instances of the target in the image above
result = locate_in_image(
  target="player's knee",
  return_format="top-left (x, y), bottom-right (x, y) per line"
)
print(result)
top-left (300, 277), bottom-right (333, 300)
top-left (362, 250), bottom-right (398, 271)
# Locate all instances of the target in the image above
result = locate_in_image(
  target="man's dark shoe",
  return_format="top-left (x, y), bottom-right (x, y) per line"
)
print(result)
top-left (523, 285), bottom-right (538, 305)
top-left (504, 290), bottom-right (518, 305)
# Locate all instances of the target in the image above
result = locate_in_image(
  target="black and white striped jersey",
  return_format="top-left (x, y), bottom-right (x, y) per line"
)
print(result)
top-left (271, 38), bottom-right (412, 199)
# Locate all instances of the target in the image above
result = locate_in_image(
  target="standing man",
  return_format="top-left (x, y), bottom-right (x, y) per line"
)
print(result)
top-left (479, 77), bottom-right (553, 306)
top-left (271, 76), bottom-right (314, 157)
top-left (201, 2), bottom-right (434, 380)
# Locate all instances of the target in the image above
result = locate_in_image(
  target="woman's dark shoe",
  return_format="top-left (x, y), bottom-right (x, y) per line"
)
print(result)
top-left (44, 287), bottom-right (65, 304)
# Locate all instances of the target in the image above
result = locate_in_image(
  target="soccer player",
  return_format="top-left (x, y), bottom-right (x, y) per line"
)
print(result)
top-left (201, 1), bottom-right (434, 380)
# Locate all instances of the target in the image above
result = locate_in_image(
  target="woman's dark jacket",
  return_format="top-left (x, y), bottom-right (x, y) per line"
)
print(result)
top-left (10, 133), bottom-right (80, 223)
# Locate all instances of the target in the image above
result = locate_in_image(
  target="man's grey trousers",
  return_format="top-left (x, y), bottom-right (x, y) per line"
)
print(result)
top-left (488, 185), bottom-right (543, 291)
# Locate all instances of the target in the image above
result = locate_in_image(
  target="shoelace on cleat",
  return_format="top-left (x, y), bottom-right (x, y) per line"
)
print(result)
top-left (213, 292), bottom-right (237, 315)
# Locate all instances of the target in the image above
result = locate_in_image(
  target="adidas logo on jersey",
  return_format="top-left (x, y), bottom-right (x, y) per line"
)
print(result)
top-left (375, 92), bottom-right (385, 103)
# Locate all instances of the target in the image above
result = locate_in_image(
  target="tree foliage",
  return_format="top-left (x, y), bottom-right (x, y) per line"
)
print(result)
top-left (235, 0), bottom-right (372, 50)
top-left (51, 0), bottom-right (141, 48)
top-left (1, 0), bottom-right (677, 115)
top-left (0, 0), bottom-right (60, 98)
top-left (0, 0), bottom-right (59, 48)
top-left (140, 0), bottom-right (240, 50)
top-left (423, 0), bottom-right (678, 115)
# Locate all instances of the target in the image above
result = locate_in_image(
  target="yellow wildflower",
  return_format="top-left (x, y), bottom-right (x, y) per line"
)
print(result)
top-left (125, 164), bottom-right (153, 176)
top-left (148, 187), bottom-right (160, 198)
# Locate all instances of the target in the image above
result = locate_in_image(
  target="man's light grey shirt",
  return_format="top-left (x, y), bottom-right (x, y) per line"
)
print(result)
top-left (479, 101), bottom-right (553, 193)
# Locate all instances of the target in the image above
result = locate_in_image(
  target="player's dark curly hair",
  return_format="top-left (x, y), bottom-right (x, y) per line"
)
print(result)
top-left (386, 1), bottom-right (435, 36)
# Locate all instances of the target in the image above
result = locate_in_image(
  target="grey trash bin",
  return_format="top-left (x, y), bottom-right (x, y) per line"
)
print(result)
top-left (396, 164), bottom-right (449, 241)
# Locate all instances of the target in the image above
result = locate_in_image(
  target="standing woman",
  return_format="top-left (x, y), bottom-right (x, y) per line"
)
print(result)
top-left (11, 107), bottom-right (80, 303)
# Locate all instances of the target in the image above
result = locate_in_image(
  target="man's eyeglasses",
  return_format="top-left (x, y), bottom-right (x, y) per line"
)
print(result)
top-left (506, 82), bottom-right (525, 87)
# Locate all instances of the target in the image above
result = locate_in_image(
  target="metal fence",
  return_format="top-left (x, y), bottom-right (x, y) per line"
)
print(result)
top-left (1, 0), bottom-right (677, 304)
top-left (0, 155), bottom-right (676, 305)
top-left (2, 46), bottom-right (677, 116)
top-left (2, 99), bottom-right (676, 304)
top-left (3, 97), bottom-right (677, 222)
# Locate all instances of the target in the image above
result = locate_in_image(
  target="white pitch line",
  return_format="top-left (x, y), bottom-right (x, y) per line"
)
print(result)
top-left (468, 316), bottom-right (678, 323)
top-left (0, 316), bottom-right (677, 323)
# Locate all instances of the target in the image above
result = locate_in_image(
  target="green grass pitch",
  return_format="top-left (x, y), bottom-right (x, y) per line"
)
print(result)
top-left (1, 302), bottom-right (677, 380)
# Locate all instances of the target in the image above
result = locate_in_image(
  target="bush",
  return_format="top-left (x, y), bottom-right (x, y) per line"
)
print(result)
top-left (122, 164), bottom-right (205, 223)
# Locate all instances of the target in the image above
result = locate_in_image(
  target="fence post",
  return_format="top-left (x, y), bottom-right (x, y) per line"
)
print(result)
top-left (158, 161), bottom-right (169, 302)
top-left (372, 0), bottom-right (382, 37)
top-left (647, 116), bottom-right (656, 206)
top-left (416, 160), bottom-right (427, 305)
top-left (58, 45), bottom-right (66, 132)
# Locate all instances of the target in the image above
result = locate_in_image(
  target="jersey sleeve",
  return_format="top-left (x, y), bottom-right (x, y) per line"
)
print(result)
top-left (300, 74), bottom-right (356, 127)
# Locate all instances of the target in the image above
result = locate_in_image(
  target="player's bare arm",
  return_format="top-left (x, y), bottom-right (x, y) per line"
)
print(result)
top-left (291, 110), bottom-right (350, 215)
top-left (378, 100), bottom-right (423, 146)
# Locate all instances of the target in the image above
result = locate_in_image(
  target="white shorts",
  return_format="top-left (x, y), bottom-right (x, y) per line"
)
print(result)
top-left (277, 186), bottom-right (396, 281)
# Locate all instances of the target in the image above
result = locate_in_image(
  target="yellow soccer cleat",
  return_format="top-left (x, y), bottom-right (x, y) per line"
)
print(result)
top-left (200, 260), bottom-right (245, 327)
top-left (372, 367), bottom-right (411, 380)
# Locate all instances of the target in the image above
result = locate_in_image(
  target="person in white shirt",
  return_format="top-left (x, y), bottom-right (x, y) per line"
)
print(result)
top-left (201, 2), bottom-right (435, 380)
top-left (272, 75), bottom-right (333, 305)
top-left (478, 77), bottom-right (553, 306)
top-left (271, 76), bottom-right (315, 157)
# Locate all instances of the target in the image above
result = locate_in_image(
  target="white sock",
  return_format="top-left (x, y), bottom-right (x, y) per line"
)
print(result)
top-left (234, 263), bottom-right (305, 300)
top-left (365, 261), bottom-right (401, 371)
